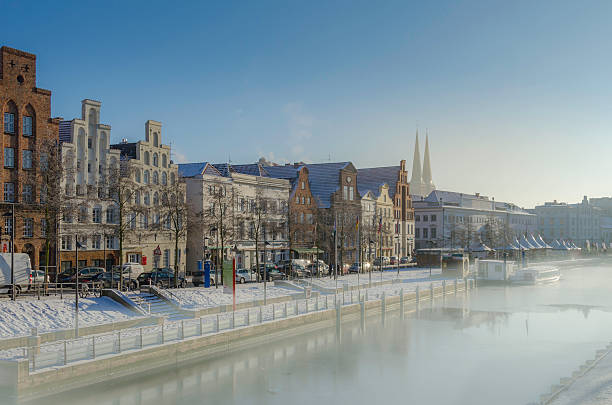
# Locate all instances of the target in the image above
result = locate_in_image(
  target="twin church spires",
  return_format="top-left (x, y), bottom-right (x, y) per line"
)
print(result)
top-left (409, 130), bottom-right (435, 197)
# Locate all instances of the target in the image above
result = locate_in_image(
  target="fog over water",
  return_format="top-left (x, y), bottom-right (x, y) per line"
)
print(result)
top-left (14, 260), bottom-right (612, 405)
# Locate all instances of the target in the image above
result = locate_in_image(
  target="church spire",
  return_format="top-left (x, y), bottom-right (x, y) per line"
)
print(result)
top-left (422, 130), bottom-right (435, 195)
top-left (410, 130), bottom-right (423, 196)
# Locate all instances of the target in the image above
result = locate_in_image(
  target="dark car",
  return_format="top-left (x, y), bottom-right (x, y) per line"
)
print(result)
top-left (145, 269), bottom-right (187, 288)
top-left (70, 267), bottom-right (105, 283)
top-left (57, 270), bottom-right (74, 283)
top-left (93, 272), bottom-right (122, 289)
top-left (264, 269), bottom-right (286, 282)
top-left (400, 256), bottom-right (410, 264)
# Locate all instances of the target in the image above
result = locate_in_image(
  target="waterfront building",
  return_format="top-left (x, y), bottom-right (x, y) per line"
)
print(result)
top-left (0, 46), bottom-right (61, 270)
top-left (413, 190), bottom-right (536, 250)
top-left (111, 121), bottom-right (186, 272)
top-left (58, 99), bottom-right (121, 271)
top-left (535, 196), bottom-right (603, 248)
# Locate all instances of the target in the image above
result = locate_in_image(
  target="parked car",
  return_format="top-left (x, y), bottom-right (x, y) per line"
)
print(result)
top-left (314, 259), bottom-right (329, 273)
top-left (373, 257), bottom-right (390, 267)
top-left (70, 267), bottom-right (105, 283)
top-left (289, 263), bottom-right (308, 278)
top-left (305, 263), bottom-right (325, 276)
top-left (254, 263), bottom-right (278, 278)
top-left (138, 269), bottom-right (187, 288)
top-left (264, 268), bottom-right (286, 282)
top-left (93, 272), bottom-right (122, 289)
top-left (236, 268), bottom-right (255, 284)
top-left (348, 262), bottom-right (372, 273)
top-left (390, 256), bottom-right (398, 265)
top-left (400, 256), bottom-right (410, 264)
top-left (29, 269), bottom-right (49, 284)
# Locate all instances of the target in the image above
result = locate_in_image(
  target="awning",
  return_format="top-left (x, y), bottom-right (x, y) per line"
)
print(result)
top-left (292, 247), bottom-right (321, 254)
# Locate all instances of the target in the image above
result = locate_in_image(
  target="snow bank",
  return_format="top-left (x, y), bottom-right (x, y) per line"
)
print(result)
top-left (171, 284), bottom-right (301, 309)
top-left (0, 297), bottom-right (142, 338)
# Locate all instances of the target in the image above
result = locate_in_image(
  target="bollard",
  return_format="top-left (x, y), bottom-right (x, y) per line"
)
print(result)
top-left (140, 327), bottom-right (144, 348)
top-left (259, 306), bottom-right (263, 323)
top-left (316, 295), bottom-right (319, 311)
top-left (64, 340), bottom-right (67, 365)
top-left (295, 300), bottom-right (299, 315)
top-left (92, 336), bottom-right (96, 359)
top-left (117, 331), bottom-right (122, 353)
top-left (216, 314), bottom-right (220, 332)
top-left (382, 292), bottom-right (386, 312)
top-left (430, 283), bottom-right (434, 300)
top-left (161, 326), bottom-right (165, 344)
top-left (181, 320), bottom-right (185, 338)
top-left (360, 297), bottom-right (365, 332)
top-left (284, 302), bottom-right (288, 318)
top-left (454, 279), bottom-right (458, 295)
top-left (60, 283), bottom-right (63, 299)
top-left (246, 311), bottom-right (250, 326)
top-left (200, 317), bottom-right (204, 335)
top-left (273, 305), bottom-right (276, 320)
top-left (416, 285), bottom-right (420, 302)
top-left (232, 311), bottom-right (235, 329)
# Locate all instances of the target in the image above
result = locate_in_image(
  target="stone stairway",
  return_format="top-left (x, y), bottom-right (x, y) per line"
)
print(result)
top-left (128, 291), bottom-right (189, 321)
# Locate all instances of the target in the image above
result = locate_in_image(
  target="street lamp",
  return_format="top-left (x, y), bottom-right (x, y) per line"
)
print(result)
top-left (2, 207), bottom-right (15, 301)
top-left (368, 239), bottom-right (375, 286)
top-left (75, 238), bottom-right (86, 338)
top-left (210, 227), bottom-right (218, 288)
top-left (394, 234), bottom-right (400, 278)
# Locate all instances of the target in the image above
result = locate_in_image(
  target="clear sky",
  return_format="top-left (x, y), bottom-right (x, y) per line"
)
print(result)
top-left (2, 0), bottom-right (611, 208)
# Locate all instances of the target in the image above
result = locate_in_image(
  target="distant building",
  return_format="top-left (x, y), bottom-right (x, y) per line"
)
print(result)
top-left (535, 196), bottom-right (602, 247)
top-left (413, 190), bottom-right (536, 250)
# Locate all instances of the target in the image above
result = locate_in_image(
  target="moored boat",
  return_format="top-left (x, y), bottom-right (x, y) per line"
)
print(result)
top-left (509, 266), bottom-right (560, 285)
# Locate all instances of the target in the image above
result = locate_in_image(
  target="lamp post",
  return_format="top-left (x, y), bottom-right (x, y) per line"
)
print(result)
top-left (368, 239), bottom-right (374, 286)
top-left (210, 226), bottom-right (218, 288)
top-left (75, 238), bottom-right (86, 338)
top-left (395, 234), bottom-right (400, 278)
top-left (2, 207), bottom-right (15, 301)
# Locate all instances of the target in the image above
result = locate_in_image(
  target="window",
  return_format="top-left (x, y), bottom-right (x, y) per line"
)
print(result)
top-left (153, 171), bottom-right (159, 185)
top-left (415, 215), bottom-right (420, 222)
top-left (106, 208), bottom-right (115, 223)
top-left (301, 181), bottom-right (305, 189)
top-left (343, 185), bottom-right (348, 200)
top-left (162, 154), bottom-right (167, 168)
top-left (105, 236), bottom-right (114, 249)
top-left (301, 196), bottom-right (305, 204)
top-left (79, 207), bottom-right (88, 223)
top-left (307, 197), bottom-right (311, 205)
top-left (423, 228), bottom-right (428, 239)
top-left (87, 137), bottom-right (92, 149)
top-left (153, 192), bottom-right (159, 205)
top-left (423, 215), bottom-right (428, 222)
top-left (135, 170), bottom-right (141, 183)
top-left (22, 150), bottom-right (32, 169)
top-left (4, 183), bottom-right (14, 202)
top-left (93, 207), bottom-right (101, 223)
top-left (431, 228), bottom-right (437, 239)
top-left (23, 218), bottom-right (33, 238)
top-left (300, 213), bottom-right (304, 223)
top-left (162, 172), bottom-right (167, 185)
top-left (41, 219), bottom-right (46, 238)
top-left (144, 192), bottom-right (150, 205)
top-left (144, 170), bottom-right (149, 184)
top-left (129, 213), bottom-right (136, 229)
top-left (163, 249), bottom-right (170, 267)
top-left (4, 148), bottom-right (14, 168)
top-left (92, 235), bottom-right (101, 249)
top-left (61, 236), bottom-right (72, 250)
top-left (431, 214), bottom-right (437, 222)
top-left (141, 213), bottom-right (148, 229)
top-left (87, 162), bottom-right (92, 173)
top-left (4, 217), bottom-right (12, 237)
top-left (295, 196), bottom-right (299, 204)
top-left (135, 191), bottom-right (141, 205)
top-left (22, 184), bottom-right (32, 203)
top-left (153, 153), bottom-right (158, 167)
top-left (4, 113), bottom-right (15, 133)
top-left (349, 186), bottom-right (354, 201)
top-left (144, 151), bottom-right (150, 165)
top-left (23, 116), bottom-right (32, 136)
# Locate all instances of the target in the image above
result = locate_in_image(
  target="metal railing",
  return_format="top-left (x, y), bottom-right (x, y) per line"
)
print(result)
top-left (18, 279), bottom-right (472, 372)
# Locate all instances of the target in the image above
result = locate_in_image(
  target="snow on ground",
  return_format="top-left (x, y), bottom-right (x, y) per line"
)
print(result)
top-left (0, 297), bottom-right (143, 338)
top-left (170, 284), bottom-right (302, 310)
top-left (306, 268), bottom-right (443, 289)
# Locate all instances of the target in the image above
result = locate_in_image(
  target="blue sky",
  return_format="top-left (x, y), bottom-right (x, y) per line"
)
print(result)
top-left (2, 0), bottom-right (611, 207)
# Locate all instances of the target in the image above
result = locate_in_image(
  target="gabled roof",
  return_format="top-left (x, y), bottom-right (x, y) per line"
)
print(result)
top-left (178, 162), bottom-right (222, 178)
top-left (212, 163), bottom-right (231, 177)
top-left (302, 162), bottom-right (352, 208)
top-left (357, 166), bottom-right (399, 199)
top-left (230, 163), bottom-right (270, 177)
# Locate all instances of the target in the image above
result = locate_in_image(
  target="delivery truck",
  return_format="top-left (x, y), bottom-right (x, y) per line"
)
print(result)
top-left (0, 253), bottom-right (33, 295)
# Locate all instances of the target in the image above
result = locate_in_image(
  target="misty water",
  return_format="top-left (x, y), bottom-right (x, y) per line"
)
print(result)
top-left (15, 259), bottom-right (612, 405)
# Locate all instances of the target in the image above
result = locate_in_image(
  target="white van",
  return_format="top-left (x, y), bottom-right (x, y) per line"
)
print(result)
top-left (0, 253), bottom-right (33, 295)
top-left (117, 262), bottom-right (145, 287)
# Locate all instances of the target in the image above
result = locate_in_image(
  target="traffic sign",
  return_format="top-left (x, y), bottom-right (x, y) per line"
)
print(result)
top-left (153, 245), bottom-right (162, 256)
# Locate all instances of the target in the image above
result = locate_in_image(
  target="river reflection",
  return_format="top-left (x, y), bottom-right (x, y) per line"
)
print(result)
top-left (14, 260), bottom-right (612, 405)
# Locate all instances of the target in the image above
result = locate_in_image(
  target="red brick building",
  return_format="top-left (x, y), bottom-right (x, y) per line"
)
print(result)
top-left (0, 46), bottom-right (60, 269)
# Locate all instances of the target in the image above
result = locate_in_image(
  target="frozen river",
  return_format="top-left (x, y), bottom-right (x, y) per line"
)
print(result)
top-left (14, 259), bottom-right (612, 405)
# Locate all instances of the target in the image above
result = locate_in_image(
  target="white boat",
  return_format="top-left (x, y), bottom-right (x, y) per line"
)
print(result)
top-left (509, 266), bottom-right (560, 285)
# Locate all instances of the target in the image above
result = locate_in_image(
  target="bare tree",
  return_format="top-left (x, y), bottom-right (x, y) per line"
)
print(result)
top-left (156, 177), bottom-right (189, 287)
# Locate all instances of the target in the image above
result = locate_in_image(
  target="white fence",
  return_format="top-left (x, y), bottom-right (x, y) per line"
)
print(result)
top-left (21, 279), bottom-right (471, 372)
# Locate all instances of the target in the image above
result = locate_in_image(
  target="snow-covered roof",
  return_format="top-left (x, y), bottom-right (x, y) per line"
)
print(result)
top-left (302, 162), bottom-right (352, 208)
top-left (356, 166), bottom-right (399, 199)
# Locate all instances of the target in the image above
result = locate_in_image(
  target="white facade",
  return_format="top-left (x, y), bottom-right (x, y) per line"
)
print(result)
top-left (59, 99), bottom-right (121, 270)
top-left (413, 190), bottom-right (537, 250)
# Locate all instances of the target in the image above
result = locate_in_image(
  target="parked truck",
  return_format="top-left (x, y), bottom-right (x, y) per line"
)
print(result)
top-left (0, 253), bottom-right (33, 295)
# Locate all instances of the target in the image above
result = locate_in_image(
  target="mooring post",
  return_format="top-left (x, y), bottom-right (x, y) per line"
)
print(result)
top-left (454, 279), bottom-right (458, 295)
top-left (400, 288), bottom-right (404, 319)
top-left (430, 283), bottom-right (434, 300)
top-left (216, 314), bottom-right (220, 332)
top-left (416, 285), bottom-right (420, 302)
top-left (140, 327), bottom-right (144, 348)
top-left (443, 280), bottom-right (446, 296)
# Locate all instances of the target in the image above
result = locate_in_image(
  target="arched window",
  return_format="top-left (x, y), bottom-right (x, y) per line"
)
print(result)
top-left (170, 173), bottom-right (176, 185)
top-left (153, 153), bottom-right (158, 167)
top-left (3, 100), bottom-right (18, 134)
top-left (144, 151), bottom-right (150, 165)
top-left (161, 172), bottom-right (167, 185)
top-left (162, 193), bottom-right (168, 205)
top-left (135, 170), bottom-right (141, 183)
top-left (144, 170), bottom-right (150, 184)
top-left (153, 171), bottom-right (159, 185)
top-left (144, 192), bottom-right (150, 205)
top-left (134, 191), bottom-right (141, 205)
top-left (23, 104), bottom-right (35, 137)
top-left (153, 132), bottom-right (159, 147)
top-left (153, 192), bottom-right (159, 206)
top-left (162, 154), bottom-right (167, 168)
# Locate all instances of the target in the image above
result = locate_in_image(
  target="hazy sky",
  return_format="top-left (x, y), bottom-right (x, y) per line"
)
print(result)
top-left (2, 0), bottom-right (611, 208)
